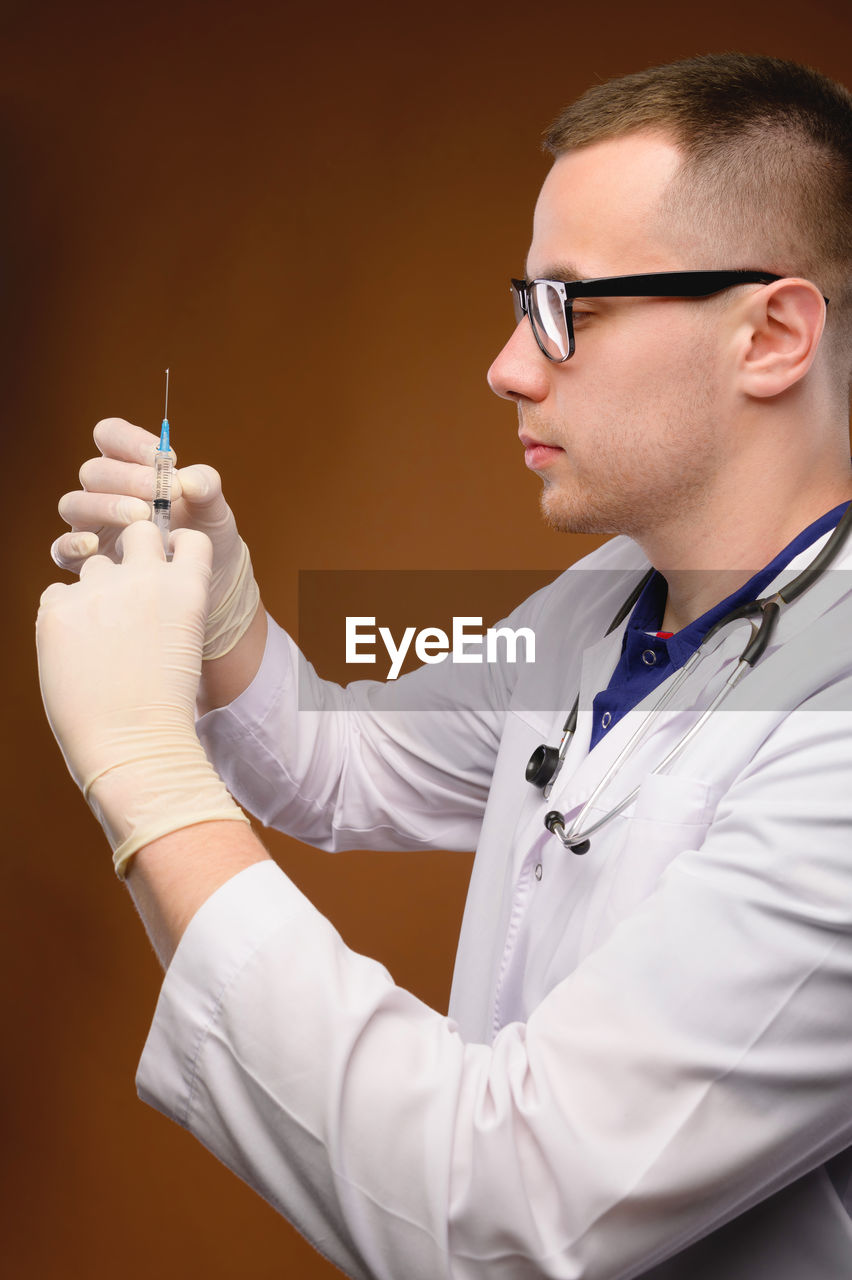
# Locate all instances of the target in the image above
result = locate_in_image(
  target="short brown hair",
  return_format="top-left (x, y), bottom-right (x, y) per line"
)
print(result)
top-left (544, 54), bottom-right (852, 373)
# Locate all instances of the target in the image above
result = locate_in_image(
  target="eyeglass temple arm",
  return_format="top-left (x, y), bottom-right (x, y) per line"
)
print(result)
top-left (561, 270), bottom-right (783, 299)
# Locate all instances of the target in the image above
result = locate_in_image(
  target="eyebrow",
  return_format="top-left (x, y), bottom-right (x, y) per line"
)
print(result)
top-left (522, 261), bottom-right (586, 284)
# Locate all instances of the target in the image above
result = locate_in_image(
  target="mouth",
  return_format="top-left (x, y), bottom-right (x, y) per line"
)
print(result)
top-left (519, 431), bottom-right (564, 471)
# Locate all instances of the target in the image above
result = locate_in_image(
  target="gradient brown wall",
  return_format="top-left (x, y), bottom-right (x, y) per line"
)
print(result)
top-left (4, 1), bottom-right (850, 1275)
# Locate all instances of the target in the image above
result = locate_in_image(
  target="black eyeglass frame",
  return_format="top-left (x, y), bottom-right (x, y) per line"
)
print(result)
top-left (510, 269), bottom-right (827, 363)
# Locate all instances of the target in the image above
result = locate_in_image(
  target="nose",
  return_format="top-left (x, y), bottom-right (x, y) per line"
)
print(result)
top-left (487, 317), bottom-right (551, 404)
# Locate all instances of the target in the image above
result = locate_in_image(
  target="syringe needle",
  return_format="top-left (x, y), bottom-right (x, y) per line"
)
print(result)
top-left (164, 367), bottom-right (169, 423)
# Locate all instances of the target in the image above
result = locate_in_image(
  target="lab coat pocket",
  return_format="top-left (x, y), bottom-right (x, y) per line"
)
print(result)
top-left (596, 772), bottom-right (722, 935)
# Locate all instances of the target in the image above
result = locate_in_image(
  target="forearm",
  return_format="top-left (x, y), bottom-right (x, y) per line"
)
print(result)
top-left (196, 613), bottom-right (503, 853)
top-left (126, 821), bottom-right (271, 969)
top-left (197, 602), bottom-right (268, 714)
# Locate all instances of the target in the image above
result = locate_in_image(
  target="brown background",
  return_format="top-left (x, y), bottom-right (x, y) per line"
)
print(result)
top-left (3, 1), bottom-right (850, 1275)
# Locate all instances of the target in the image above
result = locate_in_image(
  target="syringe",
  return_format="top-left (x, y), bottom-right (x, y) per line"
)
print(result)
top-left (152, 368), bottom-right (173, 554)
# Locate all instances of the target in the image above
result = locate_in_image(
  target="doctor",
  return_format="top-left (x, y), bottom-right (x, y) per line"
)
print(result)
top-left (39, 53), bottom-right (852, 1280)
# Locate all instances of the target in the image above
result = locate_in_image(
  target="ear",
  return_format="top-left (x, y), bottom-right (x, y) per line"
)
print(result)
top-left (737, 279), bottom-right (827, 399)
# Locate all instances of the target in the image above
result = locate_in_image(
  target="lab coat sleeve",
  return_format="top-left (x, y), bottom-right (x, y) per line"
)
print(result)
top-left (195, 589), bottom-right (553, 855)
top-left (137, 679), bottom-right (852, 1280)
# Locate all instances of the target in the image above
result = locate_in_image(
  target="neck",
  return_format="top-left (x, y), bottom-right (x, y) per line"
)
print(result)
top-left (642, 474), bottom-right (852, 635)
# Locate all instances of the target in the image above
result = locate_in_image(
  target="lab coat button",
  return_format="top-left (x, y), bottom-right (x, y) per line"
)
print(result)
top-left (534, 863), bottom-right (543, 880)
top-left (601, 711), bottom-right (612, 729)
top-left (642, 649), bottom-right (657, 666)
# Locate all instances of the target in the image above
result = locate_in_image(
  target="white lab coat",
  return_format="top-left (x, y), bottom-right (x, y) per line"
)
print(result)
top-left (137, 532), bottom-right (852, 1279)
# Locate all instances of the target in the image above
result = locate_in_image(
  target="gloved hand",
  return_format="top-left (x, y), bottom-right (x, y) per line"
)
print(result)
top-left (51, 417), bottom-right (260, 660)
top-left (37, 521), bottom-right (249, 878)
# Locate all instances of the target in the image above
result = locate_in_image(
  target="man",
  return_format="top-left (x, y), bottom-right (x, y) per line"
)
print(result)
top-left (39, 53), bottom-right (852, 1279)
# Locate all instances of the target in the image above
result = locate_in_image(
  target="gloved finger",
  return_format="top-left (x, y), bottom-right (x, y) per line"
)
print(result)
top-left (168, 526), bottom-right (214, 575)
top-left (175, 464), bottom-right (228, 519)
top-left (58, 490), bottom-right (152, 529)
top-left (38, 581), bottom-right (68, 609)
top-left (79, 553), bottom-right (117, 580)
top-left (79, 456), bottom-right (163, 500)
top-left (116, 518), bottom-right (168, 562)
top-left (93, 417), bottom-right (164, 464)
top-left (51, 531), bottom-right (100, 571)
top-left (171, 463), bottom-right (218, 506)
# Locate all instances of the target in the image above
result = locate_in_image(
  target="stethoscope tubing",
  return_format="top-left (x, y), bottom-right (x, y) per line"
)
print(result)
top-left (534, 502), bottom-right (852, 854)
top-left (546, 652), bottom-right (753, 852)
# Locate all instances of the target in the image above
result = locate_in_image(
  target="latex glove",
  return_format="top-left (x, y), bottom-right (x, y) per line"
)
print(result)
top-left (51, 417), bottom-right (260, 660)
top-left (37, 521), bottom-right (249, 878)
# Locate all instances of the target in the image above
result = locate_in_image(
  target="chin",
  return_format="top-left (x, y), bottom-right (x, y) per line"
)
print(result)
top-left (540, 486), bottom-right (620, 537)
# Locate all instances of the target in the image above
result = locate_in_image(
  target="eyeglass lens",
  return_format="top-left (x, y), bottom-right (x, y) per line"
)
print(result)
top-left (512, 281), bottom-right (572, 361)
top-left (534, 282), bottom-right (571, 360)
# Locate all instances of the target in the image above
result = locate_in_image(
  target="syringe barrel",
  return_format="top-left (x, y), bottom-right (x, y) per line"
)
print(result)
top-left (152, 447), bottom-right (173, 553)
top-left (153, 449), bottom-right (173, 503)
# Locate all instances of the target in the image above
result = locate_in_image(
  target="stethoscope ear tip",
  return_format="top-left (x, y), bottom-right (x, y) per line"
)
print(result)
top-left (544, 809), bottom-right (565, 835)
top-left (544, 810), bottom-right (590, 854)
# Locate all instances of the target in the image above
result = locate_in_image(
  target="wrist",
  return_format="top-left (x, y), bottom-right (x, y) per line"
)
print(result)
top-left (197, 605), bottom-right (268, 713)
top-left (125, 821), bottom-right (270, 968)
top-left (84, 737), bottom-right (248, 879)
top-left (203, 539), bottom-right (261, 660)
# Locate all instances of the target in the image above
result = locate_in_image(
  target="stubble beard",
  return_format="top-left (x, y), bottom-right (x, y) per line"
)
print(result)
top-left (533, 411), bottom-right (721, 543)
top-left (540, 478), bottom-right (636, 537)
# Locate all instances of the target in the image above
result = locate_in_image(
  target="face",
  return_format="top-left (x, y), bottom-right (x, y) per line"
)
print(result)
top-left (487, 134), bottom-right (734, 547)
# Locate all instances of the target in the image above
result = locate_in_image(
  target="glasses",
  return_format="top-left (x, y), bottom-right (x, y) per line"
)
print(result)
top-left (510, 269), bottom-right (787, 362)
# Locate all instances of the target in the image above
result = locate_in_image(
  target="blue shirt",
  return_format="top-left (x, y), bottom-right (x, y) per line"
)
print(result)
top-left (589, 501), bottom-right (850, 751)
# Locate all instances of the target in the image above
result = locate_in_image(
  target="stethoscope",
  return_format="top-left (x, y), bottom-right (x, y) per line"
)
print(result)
top-left (526, 503), bottom-right (852, 856)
